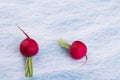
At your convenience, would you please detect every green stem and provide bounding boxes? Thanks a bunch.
[58,39,71,49]
[29,57,33,77]
[25,58,29,77]
[25,57,33,77]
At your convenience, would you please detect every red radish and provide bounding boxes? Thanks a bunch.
[58,39,87,61]
[17,24,39,77]
[20,38,39,57]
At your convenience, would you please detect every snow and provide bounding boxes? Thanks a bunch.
[0,0,120,80]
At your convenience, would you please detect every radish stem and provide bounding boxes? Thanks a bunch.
[25,58,29,77]
[25,57,33,77]
[29,57,33,77]
[58,39,70,49]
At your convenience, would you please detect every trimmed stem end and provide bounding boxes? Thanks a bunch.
[58,39,71,49]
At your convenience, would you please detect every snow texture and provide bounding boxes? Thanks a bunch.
[0,0,120,80]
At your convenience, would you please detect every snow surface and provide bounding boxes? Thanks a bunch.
[0,0,120,80]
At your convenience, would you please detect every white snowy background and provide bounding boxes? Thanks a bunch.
[0,0,120,80]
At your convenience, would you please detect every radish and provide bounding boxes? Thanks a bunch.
[17,24,39,77]
[58,39,87,61]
